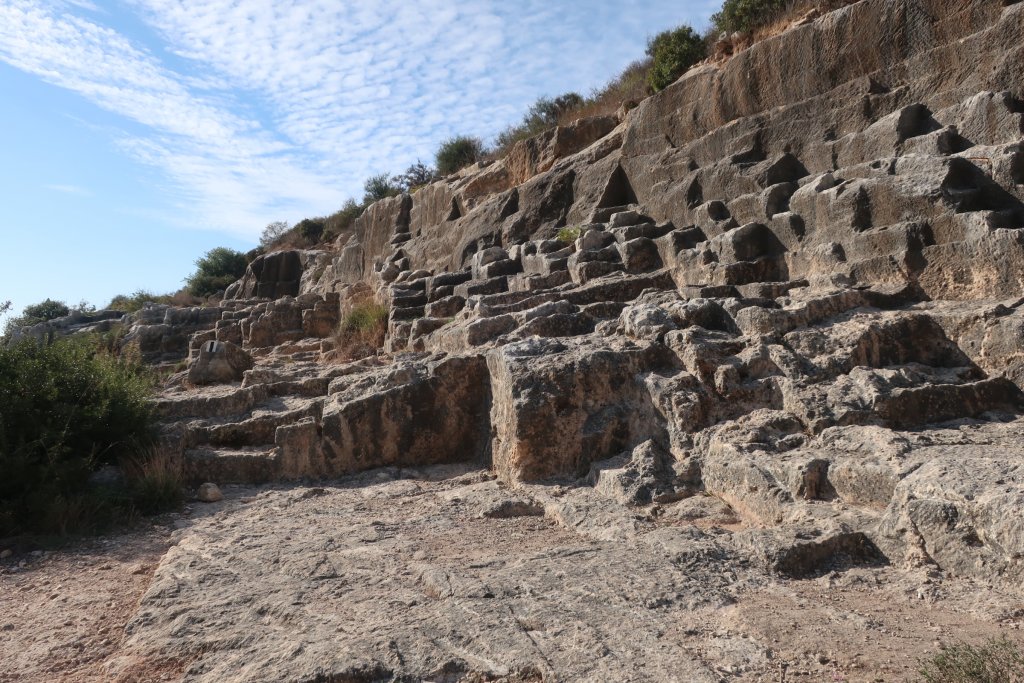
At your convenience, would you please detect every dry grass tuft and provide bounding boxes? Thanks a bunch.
[122,447,184,516]
[558,59,653,125]
[330,297,388,362]
[920,637,1024,683]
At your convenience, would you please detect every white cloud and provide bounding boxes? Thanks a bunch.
[62,0,100,11]
[0,0,718,240]
[45,183,93,196]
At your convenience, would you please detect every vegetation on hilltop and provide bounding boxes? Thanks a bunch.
[259,0,828,254]
[107,289,199,313]
[646,25,707,92]
[712,0,791,34]
[494,93,585,154]
[184,247,249,298]
[399,160,440,191]
[436,136,486,176]
[362,172,404,204]
[1,298,94,338]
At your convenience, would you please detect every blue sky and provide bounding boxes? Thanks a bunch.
[0,0,718,320]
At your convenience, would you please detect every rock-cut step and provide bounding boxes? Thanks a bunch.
[184,445,280,484]
[183,396,323,449]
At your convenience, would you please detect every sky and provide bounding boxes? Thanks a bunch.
[0,0,718,321]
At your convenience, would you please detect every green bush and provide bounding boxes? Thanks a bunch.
[435,135,485,176]
[711,0,789,35]
[526,93,585,129]
[363,173,403,204]
[22,298,70,322]
[295,217,326,242]
[556,226,583,244]
[920,637,1024,683]
[646,25,706,92]
[184,247,249,297]
[0,337,159,535]
[495,93,585,153]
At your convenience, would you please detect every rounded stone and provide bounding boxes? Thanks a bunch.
[196,483,224,503]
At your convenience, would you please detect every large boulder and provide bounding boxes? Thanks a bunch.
[486,337,674,482]
[187,340,254,385]
[319,354,491,475]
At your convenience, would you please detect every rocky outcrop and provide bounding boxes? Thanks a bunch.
[6,308,126,345]
[276,0,1023,308]
[112,3,1024,676]
[320,354,491,473]
[505,115,619,186]
[142,0,1024,589]
[119,293,340,363]
[225,249,327,300]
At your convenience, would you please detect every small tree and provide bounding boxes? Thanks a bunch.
[435,136,485,176]
[0,336,159,534]
[23,298,71,322]
[646,25,706,92]
[399,160,439,191]
[362,173,403,204]
[260,220,289,247]
[184,247,249,298]
[525,93,585,129]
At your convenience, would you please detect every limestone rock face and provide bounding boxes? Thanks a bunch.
[227,250,324,300]
[117,292,340,364]
[877,435,1024,582]
[505,115,619,185]
[487,337,672,482]
[319,354,491,476]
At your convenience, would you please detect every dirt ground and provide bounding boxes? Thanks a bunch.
[1,479,1021,683]
[0,526,170,682]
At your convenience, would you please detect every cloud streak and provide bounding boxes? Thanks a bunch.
[0,0,718,239]
[45,183,93,196]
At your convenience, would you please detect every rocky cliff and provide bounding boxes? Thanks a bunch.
[106,0,1024,679]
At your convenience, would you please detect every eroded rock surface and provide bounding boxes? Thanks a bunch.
[112,466,1024,683]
